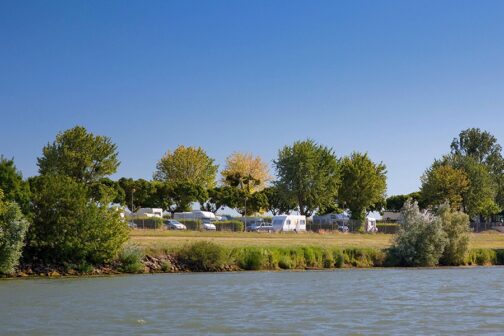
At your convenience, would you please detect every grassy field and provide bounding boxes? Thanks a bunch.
[129,229,504,250]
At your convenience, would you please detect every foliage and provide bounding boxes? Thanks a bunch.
[175,219,202,231]
[154,145,218,189]
[465,248,497,266]
[214,220,244,232]
[376,223,400,234]
[201,186,241,213]
[391,200,448,267]
[221,152,271,192]
[0,156,31,214]
[386,192,421,211]
[178,241,227,271]
[420,164,469,211]
[260,186,297,215]
[27,175,129,265]
[0,190,30,274]
[131,217,165,229]
[437,203,470,266]
[451,128,503,173]
[274,139,340,216]
[339,152,387,223]
[236,248,266,270]
[37,126,119,184]
[167,182,208,214]
[118,245,145,273]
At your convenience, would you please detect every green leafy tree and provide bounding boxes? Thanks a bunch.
[154,145,218,189]
[261,186,297,215]
[339,152,387,224]
[0,189,30,274]
[27,175,129,265]
[386,192,421,211]
[391,200,448,267]
[437,202,470,266]
[420,164,470,211]
[166,182,208,215]
[201,186,241,214]
[274,139,340,216]
[37,126,119,184]
[0,156,31,214]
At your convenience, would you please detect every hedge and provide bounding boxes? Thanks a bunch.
[214,220,244,232]
[130,217,164,229]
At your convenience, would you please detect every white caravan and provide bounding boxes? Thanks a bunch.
[272,215,307,232]
[135,208,163,218]
[365,217,378,233]
[173,210,217,230]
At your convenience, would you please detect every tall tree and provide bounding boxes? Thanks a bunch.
[0,156,31,213]
[451,128,503,172]
[386,192,421,211]
[154,145,218,189]
[339,152,387,223]
[201,186,241,214]
[274,139,340,216]
[221,152,271,192]
[261,186,297,215]
[37,126,119,184]
[420,164,470,211]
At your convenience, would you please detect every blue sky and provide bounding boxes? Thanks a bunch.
[1,0,504,196]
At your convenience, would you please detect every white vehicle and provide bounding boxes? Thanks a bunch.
[365,217,378,233]
[135,208,163,218]
[173,210,217,230]
[272,215,307,232]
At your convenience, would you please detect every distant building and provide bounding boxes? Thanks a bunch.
[382,211,401,222]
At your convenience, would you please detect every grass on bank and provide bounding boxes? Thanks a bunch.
[129,229,504,251]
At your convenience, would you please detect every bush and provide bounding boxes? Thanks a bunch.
[161,260,172,272]
[27,175,129,265]
[278,255,292,269]
[236,248,266,270]
[0,191,30,274]
[465,249,497,266]
[392,200,448,267]
[437,203,470,266]
[131,217,164,229]
[178,241,227,271]
[214,220,244,232]
[118,245,145,273]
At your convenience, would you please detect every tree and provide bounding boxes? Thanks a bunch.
[339,152,387,224]
[451,128,503,172]
[166,182,208,215]
[0,156,31,214]
[437,202,470,266]
[420,164,470,211]
[0,189,30,274]
[37,126,119,184]
[27,175,129,265]
[154,145,218,189]
[386,192,421,211]
[201,186,241,214]
[261,186,297,215]
[391,200,448,267]
[221,152,271,192]
[274,140,340,216]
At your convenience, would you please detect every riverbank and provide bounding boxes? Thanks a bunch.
[7,241,504,278]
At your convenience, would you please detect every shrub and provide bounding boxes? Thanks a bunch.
[465,249,497,266]
[237,248,266,270]
[118,245,145,273]
[0,191,30,274]
[333,250,345,268]
[178,241,227,271]
[392,200,448,267]
[27,175,129,265]
[437,203,470,266]
[278,255,292,269]
[131,217,164,229]
[161,260,172,272]
[214,220,244,232]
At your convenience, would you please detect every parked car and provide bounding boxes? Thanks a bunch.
[202,219,216,231]
[165,219,187,230]
[338,225,349,233]
[246,221,274,232]
[128,221,137,229]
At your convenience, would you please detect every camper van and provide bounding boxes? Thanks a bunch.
[135,208,163,218]
[271,215,307,232]
[173,210,217,230]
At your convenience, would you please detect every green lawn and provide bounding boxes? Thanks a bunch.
[129,229,504,250]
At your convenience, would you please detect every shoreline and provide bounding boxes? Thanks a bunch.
[4,245,504,279]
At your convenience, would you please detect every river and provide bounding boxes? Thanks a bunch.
[1,267,504,335]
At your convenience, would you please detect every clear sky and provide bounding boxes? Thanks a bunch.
[1,0,504,196]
